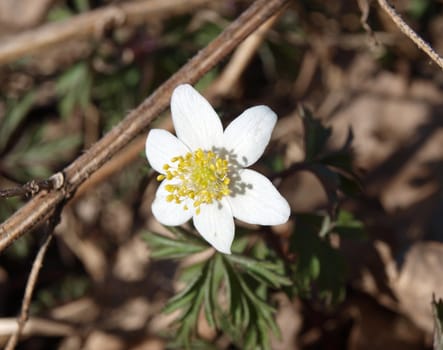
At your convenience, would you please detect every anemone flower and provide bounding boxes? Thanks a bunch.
[145,84,290,254]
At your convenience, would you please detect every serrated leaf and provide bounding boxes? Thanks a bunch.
[291,214,346,305]
[300,107,332,161]
[257,318,272,348]
[203,258,216,328]
[227,254,292,288]
[180,261,206,283]
[163,274,202,314]
[244,326,258,350]
[142,231,206,259]
[307,163,340,215]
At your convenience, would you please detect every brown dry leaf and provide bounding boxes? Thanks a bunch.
[347,294,425,350]
[83,330,125,350]
[270,293,302,350]
[394,242,443,333]
[129,338,164,350]
[328,54,443,255]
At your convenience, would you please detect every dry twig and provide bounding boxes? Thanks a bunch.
[0,173,64,199]
[377,0,443,70]
[4,230,54,350]
[208,12,281,98]
[0,0,212,65]
[0,0,290,253]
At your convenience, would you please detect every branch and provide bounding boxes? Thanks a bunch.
[0,174,64,199]
[4,229,54,350]
[0,0,212,66]
[0,0,290,253]
[207,12,281,98]
[377,0,443,70]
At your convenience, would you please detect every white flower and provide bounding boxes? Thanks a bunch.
[145,84,290,254]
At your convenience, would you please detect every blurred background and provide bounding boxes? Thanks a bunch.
[1,0,443,349]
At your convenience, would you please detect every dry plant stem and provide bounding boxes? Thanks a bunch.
[377,0,443,70]
[0,317,74,338]
[0,0,290,253]
[0,179,55,199]
[208,12,281,98]
[4,231,53,350]
[0,0,211,66]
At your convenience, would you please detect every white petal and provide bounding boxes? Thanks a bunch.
[171,84,223,150]
[145,129,189,173]
[223,106,277,167]
[151,181,193,226]
[192,198,234,254]
[228,169,290,225]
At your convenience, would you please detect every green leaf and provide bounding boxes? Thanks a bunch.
[221,256,279,349]
[142,231,207,259]
[307,163,340,214]
[333,210,367,240]
[74,0,90,12]
[56,62,92,118]
[0,92,35,153]
[46,6,73,21]
[300,106,332,161]
[163,274,202,314]
[291,214,346,304]
[203,258,216,328]
[226,254,292,288]
[407,0,431,19]
[4,134,81,181]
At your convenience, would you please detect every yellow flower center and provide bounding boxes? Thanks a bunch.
[156,148,231,214]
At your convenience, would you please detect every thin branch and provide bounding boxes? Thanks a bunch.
[377,0,443,70]
[0,0,212,66]
[0,173,64,199]
[207,12,281,98]
[0,0,290,253]
[4,229,54,350]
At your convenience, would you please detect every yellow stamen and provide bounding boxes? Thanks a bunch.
[156,148,231,214]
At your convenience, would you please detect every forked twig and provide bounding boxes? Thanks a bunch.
[0,174,64,199]
[0,0,290,253]
[377,0,443,70]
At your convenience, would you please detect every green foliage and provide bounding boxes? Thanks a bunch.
[141,106,364,348]
[56,62,92,118]
[192,22,223,48]
[300,107,332,162]
[290,210,365,305]
[142,227,207,259]
[298,106,361,216]
[143,227,291,350]
[0,92,35,153]
[333,210,367,240]
[0,90,81,181]
[4,130,81,181]
[290,214,345,304]
[46,5,73,22]
[31,275,90,314]
[407,0,432,19]
[94,66,140,130]
[73,0,90,12]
